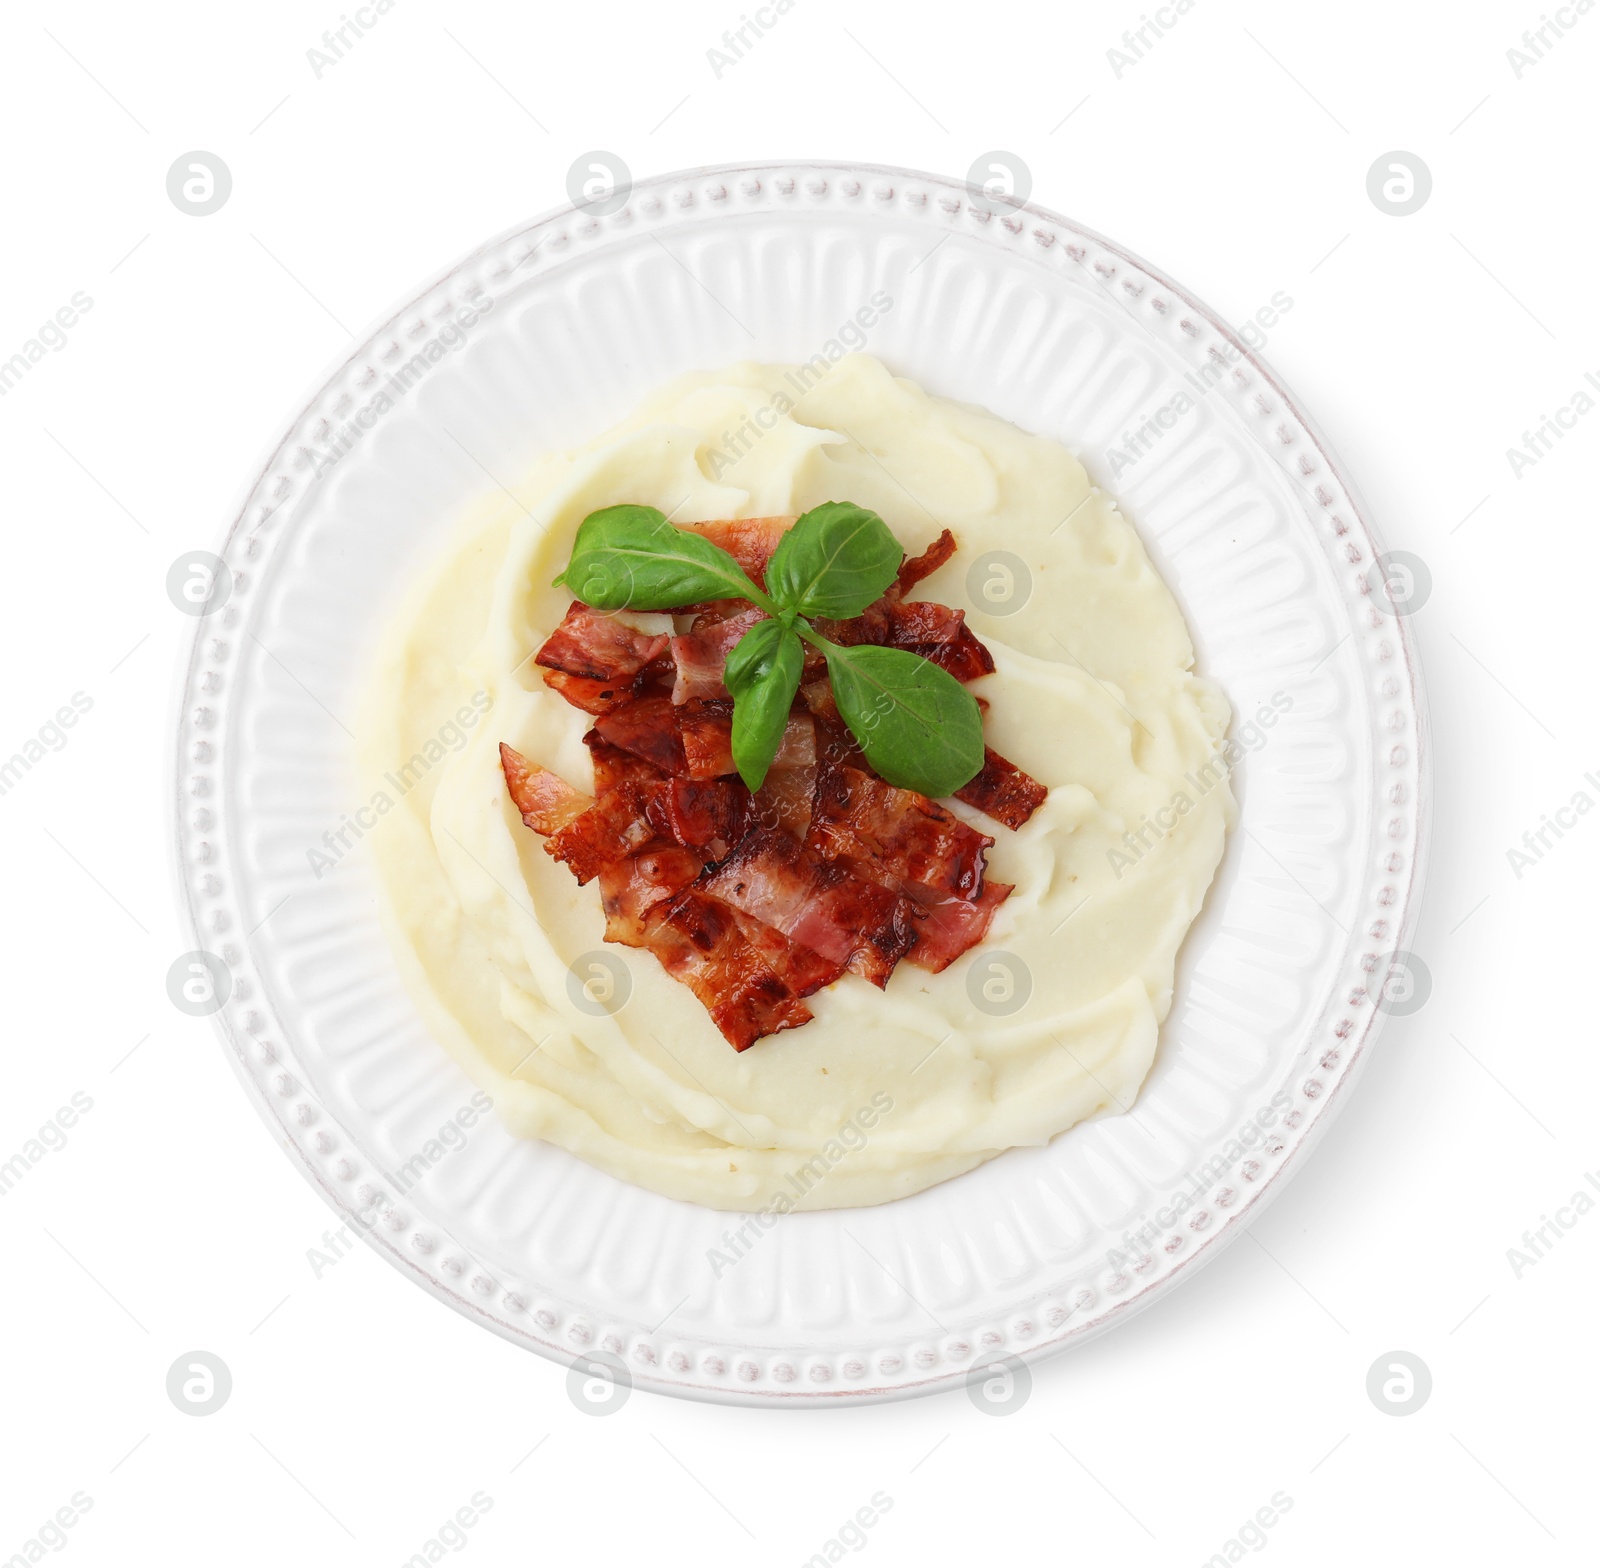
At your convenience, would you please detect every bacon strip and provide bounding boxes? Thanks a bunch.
[749,763,817,840]
[808,766,992,901]
[586,734,660,791]
[647,777,750,857]
[500,744,591,832]
[677,699,737,780]
[680,703,817,781]
[954,746,1048,830]
[541,669,638,714]
[639,890,815,1049]
[597,845,705,945]
[905,881,1013,972]
[895,528,957,595]
[669,605,766,703]
[883,600,997,682]
[502,739,830,1048]
[593,695,687,776]
[726,907,846,997]
[814,596,996,684]
[535,602,669,682]
[699,828,917,988]
[545,781,658,885]
[673,517,791,587]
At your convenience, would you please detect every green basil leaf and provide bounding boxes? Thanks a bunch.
[556,504,767,611]
[764,501,903,619]
[822,642,985,797]
[724,618,803,791]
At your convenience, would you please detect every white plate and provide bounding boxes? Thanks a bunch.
[171,160,1429,1405]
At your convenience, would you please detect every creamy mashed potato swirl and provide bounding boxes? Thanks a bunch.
[358,355,1232,1211]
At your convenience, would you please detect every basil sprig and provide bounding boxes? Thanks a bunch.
[556,502,985,795]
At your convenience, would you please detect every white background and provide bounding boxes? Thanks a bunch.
[1,0,1594,1564]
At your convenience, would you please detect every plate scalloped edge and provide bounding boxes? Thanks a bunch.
[169,159,1430,1405]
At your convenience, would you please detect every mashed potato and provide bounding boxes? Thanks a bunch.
[357,355,1232,1211]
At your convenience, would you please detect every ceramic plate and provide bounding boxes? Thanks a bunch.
[171,160,1429,1404]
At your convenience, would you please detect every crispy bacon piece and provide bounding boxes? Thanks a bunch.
[591,695,817,783]
[593,695,688,776]
[700,828,917,987]
[895,528,957,595]
[814,596,996,683]
[647,778,750,857]
[750,762,817,840]
[954,746,1048,830]
[500,744,592,833]
[883,600,997,682]
[799,678,839,722]
[678,701,816,781]
[808,766,992,901]
[597,845,705,944]
[669,605,766,704]
[905,881,1013,972]
[545,781,658,885]
[674,517,791,587]
[677,699,736,780]
[585,733,662,790]
[641,890,816,1049]
[535,602,669,682]
[726,907,846,996]
[541,669,637,714]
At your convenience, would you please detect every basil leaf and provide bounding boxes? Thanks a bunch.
[764,501,903,619]
[556,504,767,611]
[822,642,984,797]
[724,618,803,791]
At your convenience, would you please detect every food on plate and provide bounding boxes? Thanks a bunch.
[501,501,1043,1048]
[358,355,1233,1210]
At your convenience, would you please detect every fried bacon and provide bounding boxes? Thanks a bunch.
[750,762,817,840]
[583,735,660,800]
[588,694,816,783]
[639,891,816,1049]
[592,695,688,776]
[904,881,1013,973]
[676,699,738,781]
[674,517,791,587]
[597,844,705,944]
[815,597,996,683]
[669,605,766,703]
[699,829,917,988]
[545,780,658,885]
[500,743,592,833]
[536,602,669,682]
[502,520,1044,1047]
[540,670,637,714]
[647,777,750,857]
[895,528,957,595]
[680,702,816,781]
[808,766,992,902]
[726,907,845,997]
[953,746,1048,830]
[883,600,997,682]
